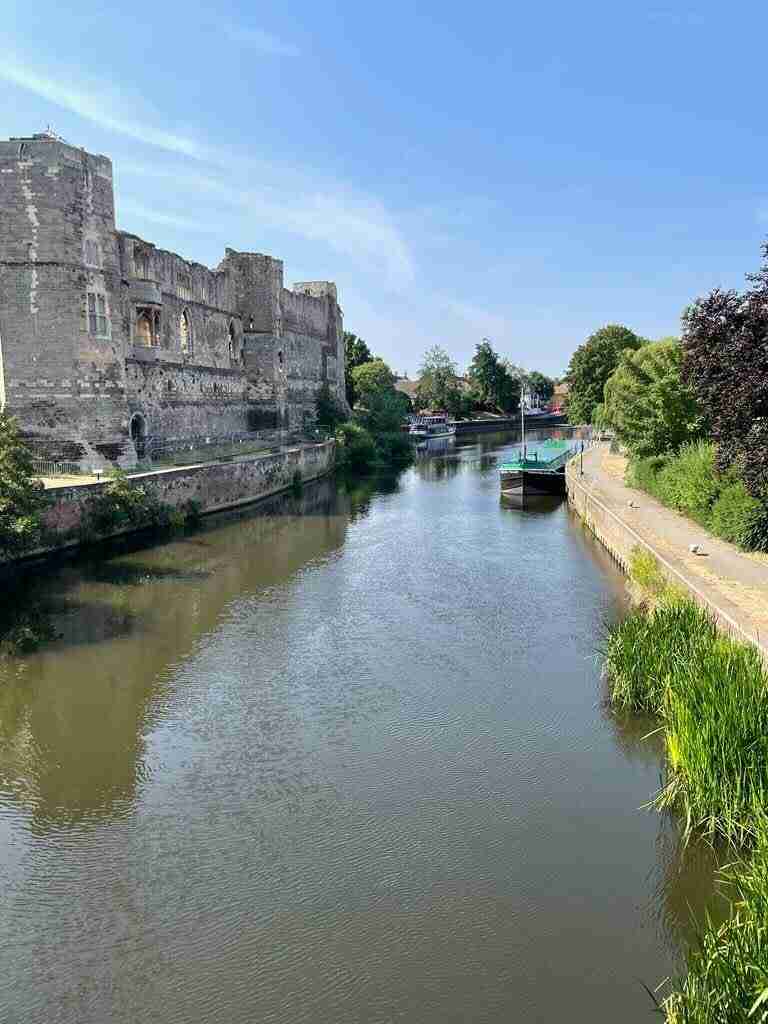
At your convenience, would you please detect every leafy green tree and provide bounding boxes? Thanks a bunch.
[603,338,706,458]
[351,358,409,434]
[526,371,555,403]
[351,359,394,403]
[344,333,373,407]
[0,412,47,558]
[467,340,520,414]
[415,345,464,415]
[565,324,643,424]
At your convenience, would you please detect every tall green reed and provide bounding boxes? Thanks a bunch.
[664,820,768,1022]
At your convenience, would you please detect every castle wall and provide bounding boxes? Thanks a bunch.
[0,137,128,454]
[125,359,261,439]
[0,135,348,464]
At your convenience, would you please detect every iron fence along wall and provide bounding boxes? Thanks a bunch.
[31,459,82,477]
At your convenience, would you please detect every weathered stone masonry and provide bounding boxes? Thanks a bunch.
[0,132,348,467]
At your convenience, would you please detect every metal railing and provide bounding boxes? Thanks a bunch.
[31,459,82,478]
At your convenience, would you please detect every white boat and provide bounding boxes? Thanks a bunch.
[408,414,457,440]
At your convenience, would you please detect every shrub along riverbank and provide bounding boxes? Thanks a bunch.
[627,440,768,552]
[604,550,768,1019]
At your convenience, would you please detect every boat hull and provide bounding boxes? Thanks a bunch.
[500,468,566,506]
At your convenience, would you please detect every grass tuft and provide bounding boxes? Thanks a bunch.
[664,821,768,1022]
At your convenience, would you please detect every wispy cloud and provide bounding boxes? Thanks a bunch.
[3,54,414,287]
[0,56,209,159]
[646,9,706,27]
[220,23,300,57]
[119,164,415,288]
[118,199,216,234]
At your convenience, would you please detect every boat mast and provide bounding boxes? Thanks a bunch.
[521,379,527,460]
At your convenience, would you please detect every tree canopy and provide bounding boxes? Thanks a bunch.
[466,340,520,414]
[0,412,47,558]
[526,371,555,403]
[351,359,395,403]
[682,243,768,496]
[565,324,644,424]
[415,346,465,416]
[603,338,706,458]
[351,358,409,434]
[344,332,374,407]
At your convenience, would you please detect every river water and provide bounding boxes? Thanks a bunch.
[0,431,718,1023]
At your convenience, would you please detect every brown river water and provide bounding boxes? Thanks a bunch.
[0,431,720,1023]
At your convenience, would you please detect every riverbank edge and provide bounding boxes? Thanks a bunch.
[3,440,335,570]
[565,447,768,661]
[451,413,568,434]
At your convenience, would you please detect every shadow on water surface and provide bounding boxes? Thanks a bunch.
[0,470,413,831]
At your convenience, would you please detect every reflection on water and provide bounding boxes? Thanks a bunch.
[0,434,721,1024]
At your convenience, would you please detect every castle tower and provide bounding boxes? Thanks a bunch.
[0,134,129,464]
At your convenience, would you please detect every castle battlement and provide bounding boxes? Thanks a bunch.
[0,137,347,467]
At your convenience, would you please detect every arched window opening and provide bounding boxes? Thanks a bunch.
[130,413,147,458]
[136,313,153,347]
[228,322,236,364]
[180,310,192,353]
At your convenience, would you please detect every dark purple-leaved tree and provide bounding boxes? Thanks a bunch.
[681,243,768,496]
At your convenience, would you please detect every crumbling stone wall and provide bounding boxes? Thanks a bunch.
[0,134,347,466]
[0,135,127,461]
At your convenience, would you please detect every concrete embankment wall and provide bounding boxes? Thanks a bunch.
[20,441,335,562]
[565,455,768,659]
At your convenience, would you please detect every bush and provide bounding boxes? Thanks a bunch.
[0,411,47,558]
[334,422,377,472]
[654,441,720,524]
[626,455,670,499]
[710,475,768,552]
[373,431,413,466]
[627,441,768,551]
[80,471,199,538]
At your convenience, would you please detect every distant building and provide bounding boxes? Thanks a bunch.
[0,133,348,467]
[551,381,569,410]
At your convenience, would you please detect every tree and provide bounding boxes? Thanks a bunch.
[526,371,555,403]
[351,358,409,434]
[344,333,373,407]
[467,340,520,414]
[603,338,706,458]
[351,359,395,404]
[415,345,464,415]
[565,324,644,424]
[0,412,47,558]
[682,242,768,496]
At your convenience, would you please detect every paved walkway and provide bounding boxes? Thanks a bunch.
[577,445,768,655]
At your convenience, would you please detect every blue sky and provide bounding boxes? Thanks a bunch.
[3,0,767,377]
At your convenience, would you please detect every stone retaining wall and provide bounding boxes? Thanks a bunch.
[22,441,335,561]
[565,456,768,659]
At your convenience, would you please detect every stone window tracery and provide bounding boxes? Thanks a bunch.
[84,240,100,267]
[87,292,110,338]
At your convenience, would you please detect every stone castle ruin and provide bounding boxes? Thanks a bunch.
[0,133,348,468]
